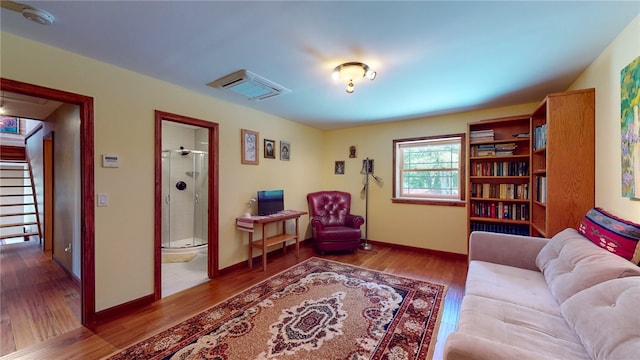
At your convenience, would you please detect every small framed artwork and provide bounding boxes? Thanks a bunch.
[349,145,357,158]
[280,141,290,161]
[241,129,259,165]
[0,116,19,134]
[362,158,374,174]
[264,139,275,159]
[335,161,345,174]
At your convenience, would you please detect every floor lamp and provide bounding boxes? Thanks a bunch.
[360,158,382,251]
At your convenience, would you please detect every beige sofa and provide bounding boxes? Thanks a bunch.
[443,228,640,360]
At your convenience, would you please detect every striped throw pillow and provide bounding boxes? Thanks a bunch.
[578,207,640,265]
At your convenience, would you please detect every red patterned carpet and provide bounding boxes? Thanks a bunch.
[105,257,447,360]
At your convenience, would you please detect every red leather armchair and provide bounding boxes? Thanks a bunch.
[306,191,364,254]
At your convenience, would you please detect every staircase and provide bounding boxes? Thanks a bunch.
[0,157,41,243]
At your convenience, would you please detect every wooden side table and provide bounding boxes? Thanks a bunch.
[237,210,307,271]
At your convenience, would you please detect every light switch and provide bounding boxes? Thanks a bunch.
[97,193,108,207]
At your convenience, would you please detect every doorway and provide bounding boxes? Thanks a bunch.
[0,78,95,327]
[154,110,219,300]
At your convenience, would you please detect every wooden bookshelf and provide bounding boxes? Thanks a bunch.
[467,89,595,242]
[467,115,532,239]
[530,88,595,238]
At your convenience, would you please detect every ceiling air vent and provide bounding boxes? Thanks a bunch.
[207,70,291,101]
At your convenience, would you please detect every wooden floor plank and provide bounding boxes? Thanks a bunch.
[1,240,467,360]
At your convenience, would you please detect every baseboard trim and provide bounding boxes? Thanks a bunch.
[219,238,314,275]
[364,239,467,261]
[94,294,155,325]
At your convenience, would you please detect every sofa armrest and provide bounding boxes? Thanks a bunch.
[468,231,547,271]
[444,333,561,360]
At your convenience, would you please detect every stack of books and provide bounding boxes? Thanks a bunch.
[475,144,496,156]
[470,129,495,143]
[494,142,517,156]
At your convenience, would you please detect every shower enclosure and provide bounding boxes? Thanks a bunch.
[161,148,208,250]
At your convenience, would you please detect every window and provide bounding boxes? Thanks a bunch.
[393,133,465,206]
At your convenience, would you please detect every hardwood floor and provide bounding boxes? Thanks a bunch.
[0,241,467,360]
[0,239,81,356]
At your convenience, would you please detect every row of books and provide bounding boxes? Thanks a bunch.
[470,129,494,143]
[470,142,518,157]
[535,175,547,203]
[470,222,530,236]
[470,183,529,199]
[533,124,547,150]
[471,161,529,177]
[470,202,530,220]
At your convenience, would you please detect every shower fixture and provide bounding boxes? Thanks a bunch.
[179,146,190,156]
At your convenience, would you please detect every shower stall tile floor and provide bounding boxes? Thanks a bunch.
[161,248,208,297]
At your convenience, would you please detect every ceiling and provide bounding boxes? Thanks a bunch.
[1,1,638,130]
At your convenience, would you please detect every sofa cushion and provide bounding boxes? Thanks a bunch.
[561,277,640,360]
[578,207,640,264]
[465,261,561,315]
[457,295,589,359]
[535,228,640,303]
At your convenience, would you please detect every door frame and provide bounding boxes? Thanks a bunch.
[43,132,54,252]
[1,78,96,327]
[154,110,219,300]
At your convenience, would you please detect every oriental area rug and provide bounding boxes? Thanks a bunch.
[105,257,447,360]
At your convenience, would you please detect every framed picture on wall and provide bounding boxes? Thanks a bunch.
[264,139,275,159]
[0,116,19,134]
[280,141,290,161]
[335,161,345,174]
[241,129,259,165]
[349,145,357,158]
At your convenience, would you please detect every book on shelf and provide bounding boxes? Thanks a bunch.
[512,132,530,138]
[533,125,547,150]
[470,221,530,236]
[471,161,529,176]
[535,175,547,203]
[470,201,529,220]
[471,183,529,200]
[470,129,495,143]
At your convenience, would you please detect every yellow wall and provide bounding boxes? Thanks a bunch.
[322,104,537,255]
[1,12,638,312]
[0,32,324,311]
[568,14,640,222]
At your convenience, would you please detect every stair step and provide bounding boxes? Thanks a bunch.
[0,212,37,217]
[0,203,35,207]
[0,231,39,240]
[0,221,38,228]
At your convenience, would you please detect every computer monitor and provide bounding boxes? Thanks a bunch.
[257,190,284,215]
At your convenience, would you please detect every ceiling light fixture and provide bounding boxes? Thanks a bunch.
[22,8,54,25]
[332,62,377,93]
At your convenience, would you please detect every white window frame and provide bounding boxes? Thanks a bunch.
[392,133,466,206]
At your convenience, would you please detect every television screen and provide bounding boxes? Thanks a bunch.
[257,190,284,215]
